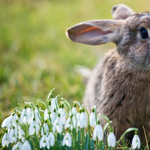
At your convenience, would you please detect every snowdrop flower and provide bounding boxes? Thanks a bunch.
[132,131,141,149]
[59,104,66,124]
[21,106,28,124]
[27,107,34,124]
[12,141,23,150]
[72,104,77,115]
[77,110,81,127]
[90,108,96,128]
[44,108,49,121]
[93,121,103,141]
[22,140,31,150]
[51,98,57,112]
[46,132,55,149]
[65,115,77,131]
[2,130,9,147]
[41,121,49,136]
[51,109,57,125]
[62,132,72,147]
[18,126,25,142]
[53,114,63,133]
[65,117,71,129]
[29,118,40,135]
[107,131,116,148]
[79,109,87,128]
[40,135,47,149]
[9,126,17,143]
[2,113,17,128]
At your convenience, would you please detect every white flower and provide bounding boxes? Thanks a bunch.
[27,107,34,124]
[12,141,23,150]
[62,132,72,147]
[46,132,55,149]
[2,131,9,147]
[41,122,49,136]
[44,108,49,121]
[22,140,31,150]
[51,98,57,112]
[53,115,63,133]
[107,132,116,147]
[35,112,41,126]
[9,127,17,143]
[51,110,57,125]
[18,126,25,142]
[21,107,28,124]
[59,107,66,124]
[72,105,77,115]
[79,111,87,128]
[90,111,96,128]
[65,115,77,131]
[65,117,71,129]
[93,124,103,141]
[1,113,17,128]
[29,119,40,135]
[40,135,47,149]
[132,132,141,149]
[77,112,81,127]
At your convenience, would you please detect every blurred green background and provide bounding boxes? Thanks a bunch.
[0,0,150,119]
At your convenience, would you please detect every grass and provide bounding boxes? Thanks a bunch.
[0,0,150,149]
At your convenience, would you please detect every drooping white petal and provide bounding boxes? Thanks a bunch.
[44,109,49,121]
[62,132,72,147]
[46,132,55,149]
[59,108,66,124]
[79,112,87,128]
[93,124,103,141]
[29,120,40,135]
[18,126,25,142]
[35,113,41,126]
[65,117,71,129]
[21,108,28,124]
[27,108,34,124]
[2,132,9,147]
[12,141,23,150]
[51,98,57,112]
[9,127,17,143]
[53,116,63,133]
[72,107,77,115]
[1,115,12,128]
[41,123,49,136]
[77,113,80,127]
[51,111,57,125]
[40,135,47,149]
[107,132,116,147]
[22,140,31,150]
[132,134,141,149]
[90,112,96,128]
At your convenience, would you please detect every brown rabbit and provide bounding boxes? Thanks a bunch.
[66,4,150,142]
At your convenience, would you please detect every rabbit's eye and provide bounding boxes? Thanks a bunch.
[139,27,149,39]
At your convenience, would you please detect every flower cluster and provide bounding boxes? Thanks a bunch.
[1,90,141,150]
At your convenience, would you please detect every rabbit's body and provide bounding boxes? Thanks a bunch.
[84,48,150,139]
[67,5,150,141]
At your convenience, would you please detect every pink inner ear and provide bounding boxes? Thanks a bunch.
[78,26,112,36]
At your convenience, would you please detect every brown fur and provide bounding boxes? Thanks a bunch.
[66,5,150,141]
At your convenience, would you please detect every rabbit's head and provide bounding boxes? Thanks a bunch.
[66,6,150,70]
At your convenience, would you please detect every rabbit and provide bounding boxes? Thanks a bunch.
[66,4,150,142]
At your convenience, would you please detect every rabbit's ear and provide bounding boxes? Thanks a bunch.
[66,20,123,45]
[112,4,134,20]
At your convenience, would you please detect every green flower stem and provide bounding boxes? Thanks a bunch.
[81,128,84,150]
[96,137,98,150]
[47,88,55,101]
[61,98,71,110]
[33,133,40,150]
[88,124,90,149]
[117,127,138,144]
[72,128,76,150]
